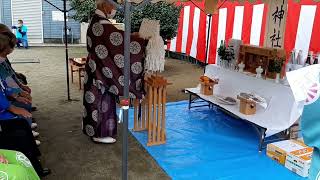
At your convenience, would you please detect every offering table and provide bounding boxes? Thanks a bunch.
[185,65,304,151]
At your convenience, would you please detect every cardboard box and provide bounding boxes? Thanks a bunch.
[285,148,313,177]
[266,140,307,165]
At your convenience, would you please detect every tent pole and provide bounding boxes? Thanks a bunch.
[204,14,212,73]
[122,0,131,179]
[63,0,71,100]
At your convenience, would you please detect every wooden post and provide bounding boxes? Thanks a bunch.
[157,87,162,142]
[70,64,74,83]
[161,87,166,142]
[152,86,157,143]
[142,100,145,129]
[133,99,138,130]
[148,85,152,144]
[133,98,148,131]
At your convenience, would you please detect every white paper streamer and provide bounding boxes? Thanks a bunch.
[139,18,166,72]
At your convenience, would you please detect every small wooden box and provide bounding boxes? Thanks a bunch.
[200,82,214,95]
[237,96,256,115]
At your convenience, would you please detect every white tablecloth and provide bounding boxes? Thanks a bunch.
[187,65,304,137]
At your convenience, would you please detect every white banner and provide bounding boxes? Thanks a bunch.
[265,0,288,48]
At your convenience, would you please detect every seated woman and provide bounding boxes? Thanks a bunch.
[0,149,40,180]
[0,35,31,121]
[0,34,38,136]
[0,24,30,91]
[0,24,33,109]
[0,24,28,87]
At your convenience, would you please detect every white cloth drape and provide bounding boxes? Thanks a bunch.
[187,65,304,137]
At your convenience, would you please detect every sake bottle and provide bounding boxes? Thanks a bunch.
[297,50,304,65]
[218,40,225,66]
[305,51,313,66]
[290,49,296,64]
[313,53,319,64]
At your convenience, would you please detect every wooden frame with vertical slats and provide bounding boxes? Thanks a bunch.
[133,75,171,146]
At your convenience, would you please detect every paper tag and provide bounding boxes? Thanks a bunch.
[286,65,320,102]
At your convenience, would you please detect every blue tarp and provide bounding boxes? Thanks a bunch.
[129,101,305,180]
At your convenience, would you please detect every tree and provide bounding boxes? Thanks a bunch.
[70,0,182,41]
[115,2,182,41]
[70,0,96,23]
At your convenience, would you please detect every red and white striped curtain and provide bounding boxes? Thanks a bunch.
[167,0,320,64]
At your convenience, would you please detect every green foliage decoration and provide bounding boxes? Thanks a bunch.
[70,0,182,41]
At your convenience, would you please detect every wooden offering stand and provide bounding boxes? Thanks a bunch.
[237,95,256,115]
[199,76,219,96]
[238,45,286,79]
[133,75,171,146]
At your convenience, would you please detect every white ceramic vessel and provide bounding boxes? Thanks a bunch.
[275,73,280,83]
[256,66,263,78]
[238,62,245,72]
[297,50,304,65]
